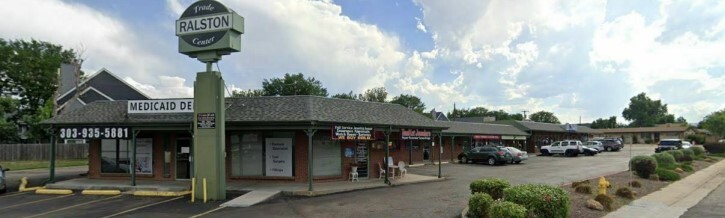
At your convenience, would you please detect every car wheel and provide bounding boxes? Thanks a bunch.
[0,187,5,194]
[565,150,572,157]
[605,147,611,152]
[541,150,550,156]
[515,161,521,164]
[461,156,468,164]
[488,157,496,166]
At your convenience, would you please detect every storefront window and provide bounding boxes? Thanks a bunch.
[230,131,295,177]
[313,133,341,177]
[101,139,130,173]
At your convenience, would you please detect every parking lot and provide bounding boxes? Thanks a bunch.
[0,144,656,218]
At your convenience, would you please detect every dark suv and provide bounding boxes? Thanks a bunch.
[458,146,513,166]
[595,139,623,151]
[655,139,683,153]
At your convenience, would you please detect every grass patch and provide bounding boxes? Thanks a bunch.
[707,153,725,158]
[0,159,87,170]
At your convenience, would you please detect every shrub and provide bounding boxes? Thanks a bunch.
[649,174,659,181]
[665,150,684,162]
[644,139,653,144]
[687,135,706,144]
[470,178,510,199]
[652,153,677,170]
[615,187,636,199]
[629,180,642,188]
[656,168,681,181]
[681,155,693,162]
[468,193,494,218]
[692,147,706,157]
[575,185,592,194]
[630,155,658,179]
[703,143,725,154]
[503,184,569,218]
[680,164,694,172]
[488,201,527,218]
[682,148,695,159]
[571,180,590,188]
[594,194,614,211]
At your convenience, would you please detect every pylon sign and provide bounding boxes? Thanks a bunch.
[176,0,244,62]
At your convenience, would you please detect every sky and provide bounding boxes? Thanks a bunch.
[2,0,725,124]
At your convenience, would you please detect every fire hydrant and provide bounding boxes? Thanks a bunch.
[598,176,610,195]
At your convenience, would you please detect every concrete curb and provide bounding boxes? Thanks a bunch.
[605,158,725,218]
[287,177,447,197]
[82,190,121,195]
[461,206,469,218]
[132,190,191,197]
[36,189,73,195]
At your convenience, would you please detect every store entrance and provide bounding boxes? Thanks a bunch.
[423,144,430,161]
[176,139,192,180]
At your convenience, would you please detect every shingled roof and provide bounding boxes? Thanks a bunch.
[43,96,448,129]
[485,120,602,134]
[598,126,689,133]
[439,121,529,136]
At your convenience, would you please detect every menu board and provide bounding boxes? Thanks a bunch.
[332,126,373,140]
[265,138,293,177]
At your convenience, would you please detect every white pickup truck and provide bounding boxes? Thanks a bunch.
[540,140,584,157]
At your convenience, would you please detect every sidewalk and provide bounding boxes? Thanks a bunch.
[4,165,88,190]
[605,159,725,218]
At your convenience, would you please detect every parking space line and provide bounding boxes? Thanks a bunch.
[189,206,226,218]
[0,194,72,211]
[101,196,184,218]
[25,195,123,218]
[0,192,31,199]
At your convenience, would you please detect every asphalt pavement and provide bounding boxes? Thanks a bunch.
[4,166,88,191]
[680,173,725,218]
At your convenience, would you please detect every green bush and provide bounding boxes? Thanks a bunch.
[629,180,642,188]
[470,178,510,199]
[630,155,658,179]
[704,143,725,154]
[687,135,706,144]
[653,153,677,170]
[615,187,636,199]
[665,150,684,162]
[680,164,694,172]
[488,201,527,218]
[594,194,614,211]
[468,193,494,218]
[656,168,681,181]
[682,148,695,159]
[503,184,569,218]
[691,147,706,157]
[575,185,592,194]
[644,139,653,144]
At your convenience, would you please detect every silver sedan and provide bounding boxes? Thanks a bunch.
[504,147,528,164]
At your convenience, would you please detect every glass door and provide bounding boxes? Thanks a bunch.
[176,139,192,180]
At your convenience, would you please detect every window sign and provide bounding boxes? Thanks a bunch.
[135,138,153,174]
[473,135,501,140]
[265,138,293,177]
[59,127,130,139]
[331,126,373,140]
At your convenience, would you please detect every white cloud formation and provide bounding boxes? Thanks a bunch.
[415,17,427,33]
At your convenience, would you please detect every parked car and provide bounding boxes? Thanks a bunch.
[540,140,584,157]
[504,147,528,164]
[581,146,599,156]
[682,141,693,149]
[458,146,513,166]
[0,164,9,193]
[655,139,683,153]
[594,138,623,151]
[584,141,604,153]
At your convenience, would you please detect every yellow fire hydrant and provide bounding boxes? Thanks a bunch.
[598,176,610,195]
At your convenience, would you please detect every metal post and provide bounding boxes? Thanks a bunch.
[438,133,442,178]
[305,129,317,192]
[408,140,412,165]
[49,132,56,184]
[131,130,137,186]
[450,136,455,163]
[384,127,391,185]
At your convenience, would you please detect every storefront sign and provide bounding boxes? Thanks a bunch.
[332,126,373,140]
[59,127,130,139]
[563,123,577,132]
[401,129,432,140]
[176,0,244,60]
[128,99,194,114]
[196,113,216,129]
[265,138,292,177]
[473,135,501,140]
[502,136,527,140]
[135,138,153,174]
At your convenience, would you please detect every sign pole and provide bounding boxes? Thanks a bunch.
[177,0,243,201]
[131,130,137,186]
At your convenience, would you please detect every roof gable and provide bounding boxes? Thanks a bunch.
[56,68,150,106]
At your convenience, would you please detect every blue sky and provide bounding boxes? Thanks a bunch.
[2,0,725,124]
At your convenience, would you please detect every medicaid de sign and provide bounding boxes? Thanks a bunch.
[128,99,194,114]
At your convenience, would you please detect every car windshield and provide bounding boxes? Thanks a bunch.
[506,147,521,153]
[659,140,680,146]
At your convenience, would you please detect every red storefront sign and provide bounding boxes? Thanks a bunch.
[473,135,500,140]
[331,126,374,140]
[401,129,432,140]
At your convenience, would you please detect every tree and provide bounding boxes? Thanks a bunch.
[591,116,618,129]
[261,73,328,97]
[622,93,676,127]
[529,111,560,124]
[700,109,725,138]
[0,97,19,143]
[676,116,687,124]
[390,94,426,114]
[231,89,265,97]
[331,91,360,100]
[360,87,387,102]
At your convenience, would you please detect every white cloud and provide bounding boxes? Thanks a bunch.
[415,17,427,33]
[125,76,193,98]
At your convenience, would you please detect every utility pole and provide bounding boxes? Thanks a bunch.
[521,110,529,120]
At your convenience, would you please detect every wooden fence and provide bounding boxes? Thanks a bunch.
[0,143,88,161]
